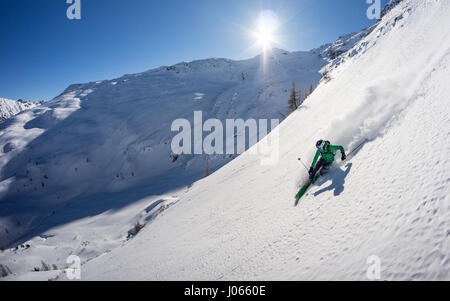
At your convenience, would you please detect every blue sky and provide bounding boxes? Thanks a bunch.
[0,0,388,101]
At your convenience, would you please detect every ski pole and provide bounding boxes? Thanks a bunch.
[297,157,309,172]
[347,139,367,158]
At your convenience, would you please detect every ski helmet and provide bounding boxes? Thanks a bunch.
[316,140,325,150]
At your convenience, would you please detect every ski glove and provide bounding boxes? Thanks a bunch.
[341,153,347,161]
[308,167,313,175]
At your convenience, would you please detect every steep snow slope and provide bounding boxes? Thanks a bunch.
[0,98,37,123]
[80,0,450,280]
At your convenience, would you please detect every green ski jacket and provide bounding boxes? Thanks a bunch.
[311,142,345,168]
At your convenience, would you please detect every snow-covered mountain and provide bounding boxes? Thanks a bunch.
[1,0,448,280]
[0,50,325,245]
[0,98,38,123]
[312,26,374,75]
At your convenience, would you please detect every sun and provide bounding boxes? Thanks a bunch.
[256,28,274,50]
[254,10,279,51]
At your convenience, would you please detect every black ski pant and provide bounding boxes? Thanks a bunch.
[310,158,332,180]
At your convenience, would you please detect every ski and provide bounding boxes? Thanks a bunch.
[295,173,320,202]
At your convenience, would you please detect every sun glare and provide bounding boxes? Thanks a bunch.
[254,10,279,51]
[256,29,274,50]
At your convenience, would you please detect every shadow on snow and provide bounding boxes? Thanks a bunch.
[314,163,353,197]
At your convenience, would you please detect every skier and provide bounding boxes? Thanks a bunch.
[308,140,346,182]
